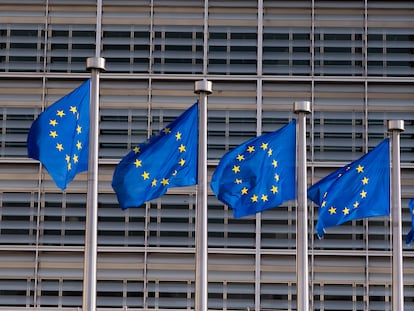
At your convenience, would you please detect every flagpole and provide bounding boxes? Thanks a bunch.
[294,101,311,311]
[388,120,405,311]
[194,80,212,311]
[83,0,105,309]
[83,56,105,311]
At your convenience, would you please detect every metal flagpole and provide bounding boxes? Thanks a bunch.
[194,80,212,311]
[294,101,311,311]
[388,120,405,311]
[83,0,105,309]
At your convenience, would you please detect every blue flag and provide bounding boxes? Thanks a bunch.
[27,80,90,190]
[406,199,414,245]
[210,120,296,218]
[112,102,198,209]
[308,138,390,238]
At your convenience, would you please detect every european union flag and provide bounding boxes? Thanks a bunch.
[405,199,414,245]
[210,121,296,218]
[27,80,90,190]
[112,102,198,209]
[308,138,390,238]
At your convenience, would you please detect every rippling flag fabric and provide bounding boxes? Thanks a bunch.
[406,199,414,245]
[27,80,90,190]
[210,120,296,218]
[308,138,390,238]
[112,102,198,209]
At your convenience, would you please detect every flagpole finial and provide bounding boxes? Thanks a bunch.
[294,101,311,114]
[388,120,404,132]
[86,57,106,71]
[194,80,212,95]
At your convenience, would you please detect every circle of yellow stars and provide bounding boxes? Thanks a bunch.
[231,141,281,204]
[321,164,369,218]
[48,105,83,171]
[132,127,188,188]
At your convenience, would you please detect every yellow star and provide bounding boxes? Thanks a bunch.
[235,179,242,184]
[247,146,255,153]
[56,143,63,151]
[76,125,82,134]
[65,154,70,163]
[241,187,248,195]
[151,179,157,187]
[271,185,278,194]
[161,178,169,186]
[360,190,367,198]
[362,177,369,185]
[274,174,280,182]
[49,119,58,126]
[251,194,258,202]
[73,154,79,163]
[142,171,150,180]
[343,207,350,215]
[323,192,328,198]
[67,162,71,170]
[49,130,58,138]
[272,160,278,168]
[261,142,268,150]
[321,201,326,207]
[353,201,359,208]
[76,141,82,150]
[179,158,185,166]
[267,148,273,157]
[328,207,336,215]
[56,110,65,117]
[133,146,140,153]
[261,194,268,202]
[70,106,77,114]
[163,127,171,134]
[236,154,245,161]
[134,159,142,167]
[356,164,364,173]
[179,144,186,153]
[175,132,182,140]
[232,165,240,173]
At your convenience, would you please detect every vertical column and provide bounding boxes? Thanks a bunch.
[194,80,213,311]
[255,1,264,308]
[254,78,263,311]
[83,56,105,311]
[294,101,311,311]
[388,120,405,311]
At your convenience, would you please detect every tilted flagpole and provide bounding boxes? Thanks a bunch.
[388,120,405,310]
[194,80,212,311]
[83,0,105,309]
[294,101,311,311]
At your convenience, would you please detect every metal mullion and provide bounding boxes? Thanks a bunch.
[310,1,315,302]
[364,2,370,306]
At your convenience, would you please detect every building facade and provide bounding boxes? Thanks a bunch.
[0,0,414,310]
